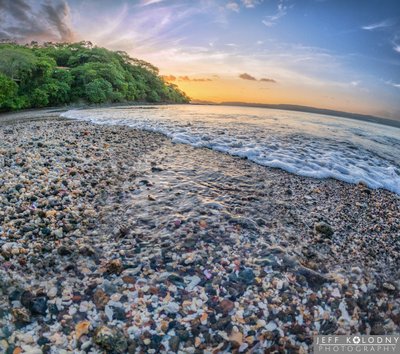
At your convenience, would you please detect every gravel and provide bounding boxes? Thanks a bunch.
[0,112,399,353]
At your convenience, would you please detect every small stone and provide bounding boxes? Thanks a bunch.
[47,287,58,298]
[238,268,255,285]
[54,228,63,239]
[219,299,235,314]
[297,266,330,289]
[169,336,180,352]
[265,321,277,331]
[230,331,243,345]
[30,296,48,316]
[166,302,180,314]
[106,259,123,274]
[382,282,396,292]
[94,326,128,353]
[11,308,31,325]
[122,275,136,284]
[78,244,96,256]
[57,246,72,256]
[185,275,201,291]
[76,321,91,340]
[93,289,110,310]
[314,221,334,238]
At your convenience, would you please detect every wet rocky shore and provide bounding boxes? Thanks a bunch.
[0,111,399,353]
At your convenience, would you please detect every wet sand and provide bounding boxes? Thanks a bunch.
[0,111,399,353]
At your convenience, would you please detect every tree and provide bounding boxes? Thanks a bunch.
[0,42,189,111]
[85,79,113,103]
[0,73,17,101]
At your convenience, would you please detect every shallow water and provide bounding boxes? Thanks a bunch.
[61,105,400,194]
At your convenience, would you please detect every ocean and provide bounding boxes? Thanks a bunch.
[61,104,400,195]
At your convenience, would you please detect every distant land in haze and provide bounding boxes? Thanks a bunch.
[191,100,400,129]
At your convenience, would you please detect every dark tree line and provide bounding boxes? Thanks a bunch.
[0,41,189,110]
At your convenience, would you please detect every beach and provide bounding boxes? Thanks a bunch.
[0,109,399,353]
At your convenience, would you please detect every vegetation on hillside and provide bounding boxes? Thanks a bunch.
[0,41,189,111]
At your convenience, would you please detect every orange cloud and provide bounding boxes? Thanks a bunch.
[179,76,212,82]
[161,75,177,81]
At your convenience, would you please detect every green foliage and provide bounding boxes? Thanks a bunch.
[85,79,113,103]
[0,73,17,103]
[30,88,49,107]
[0,42,189,111]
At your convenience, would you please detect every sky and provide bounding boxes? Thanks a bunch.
[1,0,400,119]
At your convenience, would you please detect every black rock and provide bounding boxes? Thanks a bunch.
[38,336,50,346]
[30,296,48,316]
[314,222,334,238]
[320,319,338,334]
[20,290,34,308]
[297,266,330,289]
[58,246,72,256]
[169,336,180,352]
[238,268,255,285]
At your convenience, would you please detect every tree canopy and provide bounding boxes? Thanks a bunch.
[0,41,189,111]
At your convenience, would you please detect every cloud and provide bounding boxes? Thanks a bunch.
[239,73,257,80]
[385,80,400,88]
[226,2,240,12]
[394,44,400,53]
[260,77,277,83]
[241,0,263,8]
[178,75,212,82]
[161,75,176,81]
[361,19,395,31]
[262,0,288,27]
[140,0,165,6]
[41,1,74,42]
[0,0,75,42]
[240,73,277,82]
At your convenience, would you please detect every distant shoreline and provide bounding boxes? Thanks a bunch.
[2,100,400,129]
[191,101,400,129]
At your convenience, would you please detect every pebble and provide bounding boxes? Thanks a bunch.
[0,117,398,354]
[314,221,334,237]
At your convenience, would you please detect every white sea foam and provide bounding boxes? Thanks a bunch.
[61,105,400,195]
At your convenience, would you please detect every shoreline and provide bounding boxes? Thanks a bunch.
[0,113,399,353]
[2,100,400,129]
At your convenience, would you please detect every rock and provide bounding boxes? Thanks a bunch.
[57,246,72,256]
[94,326,128,353]
[11,308,31,325]
[75,321,90,340]
[30,296,48,316]
[169,336,180,352]
[78,244,96,256]
[93,289,110,310]
[219,299,235,314]
[297,266,330,289]
[166,302,180,314]
[229,331,243,345]
[314,221,334,238]
[238,268,255,285]
[382,282,396,292]
[106,259,123,274]
[20,291,34,308]
[47,287,58,299]
[185,275,201,291]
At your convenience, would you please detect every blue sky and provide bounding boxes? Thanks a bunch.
[1,0,400,118]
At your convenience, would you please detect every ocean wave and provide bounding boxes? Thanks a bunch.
[61,105,400,195]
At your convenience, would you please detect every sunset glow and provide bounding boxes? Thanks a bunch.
[1,0,400,118]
